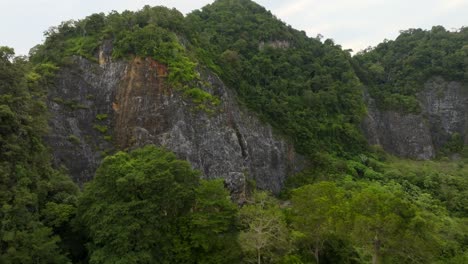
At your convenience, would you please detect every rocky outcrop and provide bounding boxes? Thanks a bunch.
[362,77,467,159]
[419,77,468,147]
[46,55,301,195]
[258,40,291,50]
[47,58,126,184]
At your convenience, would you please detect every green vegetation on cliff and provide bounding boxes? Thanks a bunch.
[30,7,218,111]
[186,0,367,157]
[1,0,467,263]
[353,26,468,113]
[30,0,367,159]
[0,47,79,263]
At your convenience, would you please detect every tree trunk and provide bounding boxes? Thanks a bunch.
[312,240,320,264]
[372,237,381,264]
[257,248,261,264]
[314,246,320,264]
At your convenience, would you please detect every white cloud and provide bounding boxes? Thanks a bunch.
[274,0,312,17]
[440,0,468,10]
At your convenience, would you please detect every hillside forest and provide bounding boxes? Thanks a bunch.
[1,0,467,263]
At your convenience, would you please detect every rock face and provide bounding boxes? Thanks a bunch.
[362,77,467,159]
[419,77,468,148]
[47,58,126,184]
[46,55,301,195]
[258,40,291,50]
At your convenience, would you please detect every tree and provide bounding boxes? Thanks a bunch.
[0,47,78,263]
[190,179,241,263]
[77,146,200,263]
[350,183,416,264]
[290,182,347,264]
[353,26,467,113]
[239,191,290,264]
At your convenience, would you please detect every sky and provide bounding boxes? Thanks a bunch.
[1,0,467,56]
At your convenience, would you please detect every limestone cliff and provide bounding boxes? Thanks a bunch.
[46,54,301,195]
[362,77,467,159]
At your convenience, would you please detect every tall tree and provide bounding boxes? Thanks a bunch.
[0,46,78,263]
[189,179,241,263]
[77,146,200,263]
[290,182,348,264]
[350,183,415,264]
[239,191,290,264]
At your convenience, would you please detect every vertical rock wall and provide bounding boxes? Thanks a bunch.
[362,77,467,159]
[46,56,302,194]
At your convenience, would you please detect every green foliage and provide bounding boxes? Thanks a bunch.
[190,179,241,263]
[186,0,367,158]
[65,36,100,61]
[0,47,79,263]
[239,191,291,264]
[78,146,200,263]
[32,0,368,159]
[354,26,467,113]
[5,2,467,263]
[77,146,241,263]
[112,23,216,110]
[67,135,81,145]
[290,182,348,264]
[95,113,108,121]
[378,157,468,217]
[349,183,417,263]
[113,24,178,62]
[30,5,221,113]
[350,156,468,262]
[92,124,108,133]
[286,179,466,264]
[440,132,464,156]
[380,92,421,113]
[184,88,221,113]
[52,97,65,104]
[63,99,88,110]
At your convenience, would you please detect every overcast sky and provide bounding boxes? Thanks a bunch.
[1,0,467,56]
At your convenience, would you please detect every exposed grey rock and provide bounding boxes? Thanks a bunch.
[46,58,126,185]
[419,77,468,147]
[362,77,467,159]
[46,56,302,193]
[258,40,291,50]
